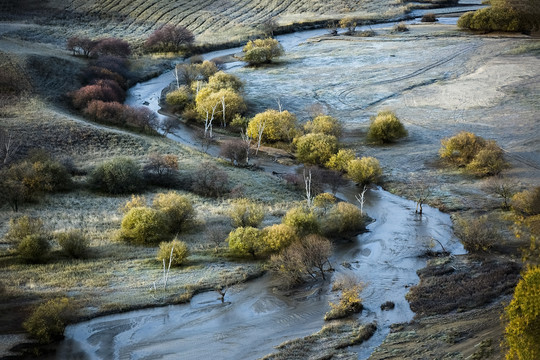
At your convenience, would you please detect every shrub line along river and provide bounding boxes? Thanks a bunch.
[57,12,474,359]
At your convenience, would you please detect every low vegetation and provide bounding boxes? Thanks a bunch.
[367,110,407,144]
[56,230,90,259]
[346,157,383,185]
[325,275,364,320]
[23,298,74,344]
[243,38,284,65]
[453,215,502,253]
[156,238,190,266]
[89,157,144,194]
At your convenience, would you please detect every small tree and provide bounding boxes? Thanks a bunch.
[196,87,246,127]
[220,139,248,165]
[340,17,357,34]
[0,128,21,168]
[367,110,407,144]
[66,36,97,57]
[152,192,195,234]
[295,133,339,166]
[93,38,131,58]
[226,226,265,258]
[247,109,297,143]
[347,157,382,185]
[229,198,264,228]
[243,38,284,65]
[119,207,170,245]
[484,176,517,210]
[143,153,179,186]
[191,162,229,197]
[156,238,189,266]
[512,186,540,216]
[144,25,194,52]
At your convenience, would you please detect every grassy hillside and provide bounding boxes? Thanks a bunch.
[4,0,448,47]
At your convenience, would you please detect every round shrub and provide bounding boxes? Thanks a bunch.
[367,110,407,144]
[89,157,143,194]
[466,140,507,176]
[229,198,264,228]
[295,133,339,166]
[504,266,540,360]
[18,234,50,263]
[56,230,90,259]
[152,192,195,234]
[243,38,284,65]
[304,115,342,138]
[207,71,244,92]
[323,202,366,238]
[313,192,337,213]
[156,238,189,266]
[119,207,170,245]
[226,226,265,258]
[262,224,299,253]
[23,297,73,344]
[166,86,191,110]
[454,216,500,253]
[326,149,355,172]
[439,131,486,167]
[346,157,382,185]
[512,187,540,216]
[282,206,320,237]
[247,110,298,143]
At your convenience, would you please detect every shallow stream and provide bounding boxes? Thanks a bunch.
[57,12,474,359]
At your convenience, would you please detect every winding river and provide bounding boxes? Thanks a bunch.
[56,11,476,359]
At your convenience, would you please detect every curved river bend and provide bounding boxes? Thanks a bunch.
[57,16,473,359]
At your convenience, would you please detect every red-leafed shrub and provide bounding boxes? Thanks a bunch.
[80,66,127,89]
[124,106,158,133]
[84,100,126,126]
[93,38,131,58]
[90,79,125,101]
[145,25,195,52]
[71,84,123,109]
[93,56,130,79]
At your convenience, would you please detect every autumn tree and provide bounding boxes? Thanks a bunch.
[247,109,297,143]
[93,38,131,58]
[347,157,382,185]
[226,226,266,258]
[144,25,195,52]
[207,71,244,92]
[195,87,246,127]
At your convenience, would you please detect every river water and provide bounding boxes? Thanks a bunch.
[57,11,474,359]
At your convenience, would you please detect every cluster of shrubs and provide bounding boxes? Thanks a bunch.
[68,36,159,134]
[4,216,90,263]
[118,192,195,245]
[458,6,534,33]
[242,38,284,65]
[225,196,367,287]
[439,131,507,176]
[0,150,73,212]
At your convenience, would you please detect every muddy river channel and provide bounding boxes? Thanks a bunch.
[57,17,480,360]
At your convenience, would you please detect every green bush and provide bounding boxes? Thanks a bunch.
[512,187,540,216]
[195,87,246,126]
[229,198,264,228]
[166,86,191,110]
[56,230,90,259]
[282,206,320,236]
[504,266,540,360]
[367,110,407,144]
[18,234,50,263]
[262,224,299,253]
[313,193,337,213]
[156,238,189,266]
[346,157,382,185]
[226,226,266,258]
[23,297,73,344]
[458,7,527,33]
[322,202,366,238]
[326,149,355,172]
[119,207,170,245]
[89,157,143,194]
[304,115,342,138]
[4,216,46,244]
[295,133,339,166]
[152,191,195,234]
